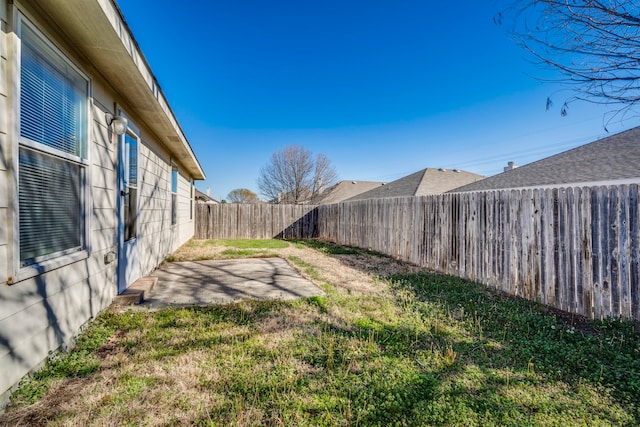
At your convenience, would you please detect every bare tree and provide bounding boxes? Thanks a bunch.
[226,188,260,204]
[257,145,338,204]
[309,153,338,203]
[501,1,640,124]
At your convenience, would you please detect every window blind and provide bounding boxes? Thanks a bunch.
[124,133,138,241]
[19,148,83,265]
[171,166,178,225]
[18,20,88,266]
[20,25,86,157]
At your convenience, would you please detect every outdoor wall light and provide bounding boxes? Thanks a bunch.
[105,112,128,136]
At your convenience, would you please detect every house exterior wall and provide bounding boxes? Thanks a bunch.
[0,0,8,288]
[177,172,196,246]
[137,139,195,278]
[0,1,198,404]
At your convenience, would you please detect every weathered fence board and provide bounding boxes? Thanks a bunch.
[314,184,640,321]
[630,185,640,320]
[195,184,640,321]
[195,204,318,240]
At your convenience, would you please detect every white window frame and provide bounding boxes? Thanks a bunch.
[12,12,92,282]
[123,130,139,241]
[189,179,194,220]
[171,163,178,226]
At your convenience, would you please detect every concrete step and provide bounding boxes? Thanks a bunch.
[112,277,157,306]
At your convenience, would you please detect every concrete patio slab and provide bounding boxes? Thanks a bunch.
[139,257,323,309]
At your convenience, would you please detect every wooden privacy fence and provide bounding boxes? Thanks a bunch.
[317,185,640,321]
[195,203,318,240]
[194,185,640,321]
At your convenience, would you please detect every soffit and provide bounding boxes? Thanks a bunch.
[28,0,205,179]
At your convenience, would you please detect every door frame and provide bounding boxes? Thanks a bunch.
[115,109,141,293]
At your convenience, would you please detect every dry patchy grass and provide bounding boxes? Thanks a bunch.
[1,239,639,426]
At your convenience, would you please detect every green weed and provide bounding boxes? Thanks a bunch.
[220,249,277,258]
[291,239,361,255]
[10,314,116,406]
[214,239,289,249]
[288,255,322,281]
[4,254,639,426]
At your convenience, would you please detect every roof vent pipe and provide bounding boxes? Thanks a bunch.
[504,161,517,172]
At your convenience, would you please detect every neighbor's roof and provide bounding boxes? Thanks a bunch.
[195,189,219,203]
[30,0,205,179]
[347,168,484,201]
[450,127,640,193]
[315,180,385,204]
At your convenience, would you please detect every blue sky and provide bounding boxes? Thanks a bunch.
[117,0,633,200]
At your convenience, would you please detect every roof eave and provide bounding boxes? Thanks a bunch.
[32,0,205,180]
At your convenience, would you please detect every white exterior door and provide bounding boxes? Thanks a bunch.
[117,127,140,293]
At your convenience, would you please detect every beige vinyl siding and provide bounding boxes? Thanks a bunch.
[176,171,195,246]
[0,1,201,402]
[135,142,195,277]
[0,250,115,389]
[137,140,172,277]
[0,78,119,400]
[89,101,118,257]
[0,1,8,286]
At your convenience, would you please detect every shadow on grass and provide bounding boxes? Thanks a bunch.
[292,239,640,423]
[386,272,640,404]
[4,240,640,426]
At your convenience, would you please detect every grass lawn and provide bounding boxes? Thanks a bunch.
[165,238,290,261]
[2,239,639,426]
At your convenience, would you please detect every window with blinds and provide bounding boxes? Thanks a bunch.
[171,165,178,225]
[124,133,138,241]
[190,180,193,220]
[20,24,87,157]
[18,19,89,267]
[19,147,83,263]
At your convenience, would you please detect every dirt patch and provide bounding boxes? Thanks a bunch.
[540,305,603,337]
[0,378,91,426]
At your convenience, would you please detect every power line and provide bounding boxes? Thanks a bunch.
[362,131,610,181]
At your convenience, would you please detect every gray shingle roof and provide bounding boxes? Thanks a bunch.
[195,188,219,204]
[347,168,484,201]
[315,180,385,204]
[450,127,640,193]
